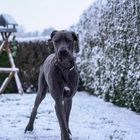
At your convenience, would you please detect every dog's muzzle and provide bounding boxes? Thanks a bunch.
[58,49,69,58]
[55,48,75,71]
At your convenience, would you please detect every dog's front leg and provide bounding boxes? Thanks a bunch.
[25,68,47,133]
[54,100,72,140]
[25,92,46,132]
[64,98,72,135]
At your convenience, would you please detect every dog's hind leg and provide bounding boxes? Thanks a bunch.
[25,66,47,132]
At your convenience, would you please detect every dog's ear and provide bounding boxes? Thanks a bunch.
[71,32,79,53]
[50,30,58,39]
[47,30,58,47]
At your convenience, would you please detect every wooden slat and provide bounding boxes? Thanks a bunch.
[0,32,24,94]
[0,67,19,73]
[0,41,6,54]
[6,46,24,94]
[0,72,14,94]
[0,28,17,32]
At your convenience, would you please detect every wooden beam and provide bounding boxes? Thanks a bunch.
[1,32,5,40]
[0,41,6,54]
[4,32,11,39]
[0,67,19,73]
[0,31,24,94]
[0,72,14,94]
[0,28,17,33]
[6,45,24,94]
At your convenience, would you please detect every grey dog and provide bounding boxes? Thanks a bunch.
[25,30,79,140]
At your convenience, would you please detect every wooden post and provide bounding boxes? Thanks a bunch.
[0,72,15,94]
[0,41,6,54]
[0,32,24,94]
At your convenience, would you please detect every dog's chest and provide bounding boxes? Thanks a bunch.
[60,70,69,84]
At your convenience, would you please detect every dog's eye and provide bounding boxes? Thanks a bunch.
[66,39,72,43]
[54,40,59,44]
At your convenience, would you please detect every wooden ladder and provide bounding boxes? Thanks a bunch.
[0,32,23,94]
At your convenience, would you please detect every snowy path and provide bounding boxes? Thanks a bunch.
[0,92,140,140]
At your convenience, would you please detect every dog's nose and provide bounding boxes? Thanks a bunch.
[59,49,68,57]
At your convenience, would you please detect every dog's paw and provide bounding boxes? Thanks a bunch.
[61,133,72,140]
[25,125,33,133]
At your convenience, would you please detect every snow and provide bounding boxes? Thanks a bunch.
[0,92,140,140]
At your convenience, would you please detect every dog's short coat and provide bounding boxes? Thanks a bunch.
[25,30,79,140]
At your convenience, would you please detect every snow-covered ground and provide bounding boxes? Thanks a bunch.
[0,92,140,140]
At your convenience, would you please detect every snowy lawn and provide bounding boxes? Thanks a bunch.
[0,92,140,140]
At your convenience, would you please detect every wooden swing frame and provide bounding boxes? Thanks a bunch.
[0,14,23,94]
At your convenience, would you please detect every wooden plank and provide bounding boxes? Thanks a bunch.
[0,34,23,94]
[1,32,5,40]
[6,45,16,67]
[0,72,14,94]
[14,72,24,94]
[6,46,24,94]
[0,67,19,73]
[0,41,6,54]
[0,28,17,32]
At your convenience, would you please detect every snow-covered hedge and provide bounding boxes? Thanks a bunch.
[74,0,140,112]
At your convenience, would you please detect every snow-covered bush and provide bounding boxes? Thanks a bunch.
[74,0,140,112]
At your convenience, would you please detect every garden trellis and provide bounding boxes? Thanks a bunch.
[0,14,23,94]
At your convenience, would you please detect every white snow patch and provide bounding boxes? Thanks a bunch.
[0,92,140,140]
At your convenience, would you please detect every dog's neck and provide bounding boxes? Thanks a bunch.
[54,56,75,72]
[53,55,75,85]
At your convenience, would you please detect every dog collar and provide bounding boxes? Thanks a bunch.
[55,59,75,71]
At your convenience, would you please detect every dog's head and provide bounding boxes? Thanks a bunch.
[49,30,79,63]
